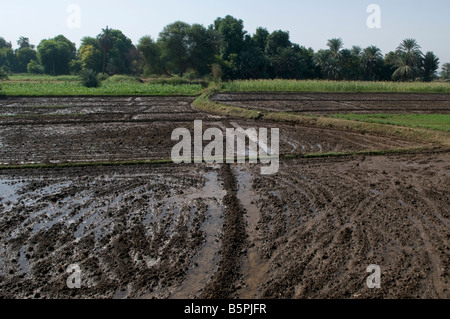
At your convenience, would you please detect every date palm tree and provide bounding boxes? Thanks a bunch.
[327,38,343,59]
[442,63,450,79]
[314,49,339,80]
[361,46,383,81]
[421,51,439,82]
[392,54,416,82]
[326,38,344,80]
[351,45,362,57]
[396,38,422,66]
[97,26,114,74]
[393,39,422,81]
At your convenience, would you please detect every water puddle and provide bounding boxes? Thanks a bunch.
[19,245,30,277]
[370,189,383,196]
[235,166,270,299]
[169,169,225,299]
[0,179,27,206]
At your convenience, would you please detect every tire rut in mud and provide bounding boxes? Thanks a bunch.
[200,164,247,299]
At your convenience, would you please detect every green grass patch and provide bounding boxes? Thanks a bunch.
[331,114,450,132]
[1,82,203,96]
[102,75,141,84]
[223,80,450,93]
[8,74,80,82]
[193,84,262,118]
[145,77,208,87]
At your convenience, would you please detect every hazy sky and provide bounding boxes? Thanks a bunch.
[2,0,449,68]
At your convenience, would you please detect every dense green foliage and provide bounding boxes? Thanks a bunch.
[78,37,103,73]
[37,35,77,75]
[442,63,450,80]
[0,16,448,82]
[0,66,8,80]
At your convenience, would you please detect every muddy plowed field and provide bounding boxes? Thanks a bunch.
[0,95,449,299]
[213,92,450,114]
[0,97,424,165]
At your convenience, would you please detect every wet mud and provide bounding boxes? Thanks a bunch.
[0,95,448,299]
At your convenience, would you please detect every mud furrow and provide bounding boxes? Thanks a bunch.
[200,164,247,299]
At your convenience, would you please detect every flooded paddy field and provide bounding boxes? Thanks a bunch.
[0,95,448,299]
[0,97,423,165]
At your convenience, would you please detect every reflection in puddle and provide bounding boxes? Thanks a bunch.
[0,179,27,206]
[235,166,269,299]
[170,170,225,299]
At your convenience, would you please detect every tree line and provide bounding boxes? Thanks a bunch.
[1,15,449,82]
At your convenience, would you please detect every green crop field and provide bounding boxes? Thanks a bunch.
[222,80,450,93]
[3,76,450,96]
[0,74,205,96]
[7,74,81,82]
[1,81,203,96]
[331,113,450,132]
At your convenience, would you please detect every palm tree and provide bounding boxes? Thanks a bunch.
[421,52,439,82]
[325,38,344,80]
[396,38,422,66]
[361,46,383,81]
[270,47,304,79]
[313,50,339,80]
[327,38,344,59]
[97,26,114,74]
[17,36,30,49]
[351,46,363,57]
[392,54,417,82]
[442,63,450,79]
[394,38,422,81]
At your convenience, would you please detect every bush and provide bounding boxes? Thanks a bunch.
[97,73,109,82]
[182,69,200,81]
[102,74,141,84]
[0,68,5,96]
[69,59,82,75]
[211,63,223,83]
[0,67,8,80]
[27,60,44,74]
[80,69,100,88]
